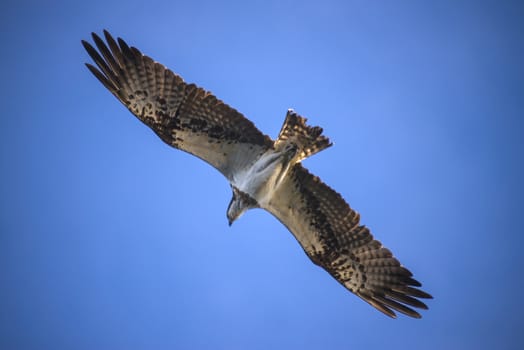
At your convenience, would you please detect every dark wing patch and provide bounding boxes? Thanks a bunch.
[82,30,273,180]
[264,164,432,318]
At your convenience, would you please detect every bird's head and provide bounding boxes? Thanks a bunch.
[226,187,257,226]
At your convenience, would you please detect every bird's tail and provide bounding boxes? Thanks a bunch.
[275,109,332,162]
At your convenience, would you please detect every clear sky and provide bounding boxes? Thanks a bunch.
[1,0,523,349]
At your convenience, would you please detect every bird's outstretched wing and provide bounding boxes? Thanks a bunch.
[264,164,432,318]
[82,30,273,180]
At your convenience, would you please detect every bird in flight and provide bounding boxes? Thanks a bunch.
[82,30,432,318]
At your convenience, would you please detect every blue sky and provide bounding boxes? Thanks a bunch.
[1,0,523,349]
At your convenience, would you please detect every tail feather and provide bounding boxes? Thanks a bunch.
[275,109,332,161]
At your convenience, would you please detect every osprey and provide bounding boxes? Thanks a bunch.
[83,31,432,318]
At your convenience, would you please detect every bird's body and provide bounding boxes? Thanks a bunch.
[231,148,287,206]
[83,30,432,318]
[230,116,324,211]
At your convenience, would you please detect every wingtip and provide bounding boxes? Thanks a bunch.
[411,312,422,319]
[103,30,118,46]
[80,39,90,49]
[416,289,433,299]
[90,31,102,42]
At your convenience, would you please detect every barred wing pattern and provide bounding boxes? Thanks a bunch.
[265,164,432,318]
[82,30,272,180]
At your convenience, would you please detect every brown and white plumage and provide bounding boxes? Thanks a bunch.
[82,30,272,181]
[82,30,432,318]
[266,165,431,318]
